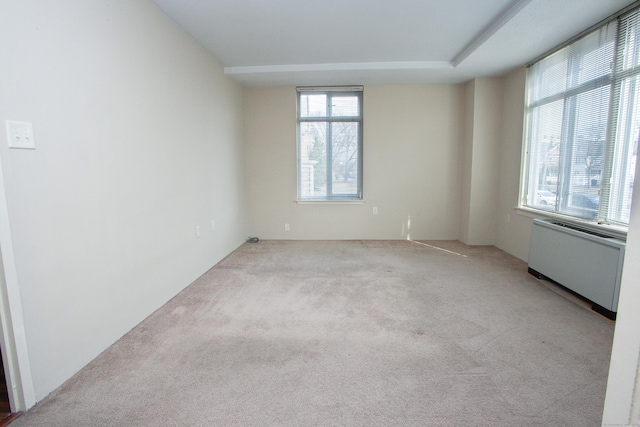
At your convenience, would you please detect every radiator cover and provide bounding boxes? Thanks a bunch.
[528,218,626,318]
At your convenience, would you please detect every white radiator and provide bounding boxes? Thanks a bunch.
[528,218,626,319]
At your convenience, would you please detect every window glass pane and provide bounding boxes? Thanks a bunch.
[608,74,640,223]
[620,16,640,71]
[529,26,615,105]
[559,87,609,219]
[331,96,359,117]
[299,94,326,117]
[331,122,359,195]
[527,88,609,219]
[299,122,327,197]
[567,27,615,87]
[526,100,563,210]
[530,51,568,103]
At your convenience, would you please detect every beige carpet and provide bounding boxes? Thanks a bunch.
[12,240,614,426]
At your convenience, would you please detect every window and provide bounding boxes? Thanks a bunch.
[297,86,363,201]
[522,7,640,227]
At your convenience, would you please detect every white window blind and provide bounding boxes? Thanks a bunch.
[523,7,640,226]
[606,9,640,224]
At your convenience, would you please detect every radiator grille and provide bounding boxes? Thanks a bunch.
[549,221,615,239]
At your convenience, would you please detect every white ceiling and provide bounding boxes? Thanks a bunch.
[151,0,637,87]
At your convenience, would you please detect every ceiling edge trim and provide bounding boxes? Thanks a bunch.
[452,0,533,67]
[224,61,454,75]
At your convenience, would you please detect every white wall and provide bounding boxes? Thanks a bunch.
[495,68,532,261]
[0,0,248,403]
[244,85,464,240]
[602,145,640,424]
[458,82,475,244]
[459,78,503,246]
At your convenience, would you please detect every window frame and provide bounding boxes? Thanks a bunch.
[296,86,363,202]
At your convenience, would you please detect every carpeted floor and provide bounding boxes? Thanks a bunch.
[11,240,614,426]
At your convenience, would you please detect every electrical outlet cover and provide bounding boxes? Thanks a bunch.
[6,120,35,149]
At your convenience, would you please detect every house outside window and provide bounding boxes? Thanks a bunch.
[522,7,640,227]
[297,86,363,201]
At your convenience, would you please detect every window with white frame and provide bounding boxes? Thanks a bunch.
[522,6,640,227]
[297,86,363,201]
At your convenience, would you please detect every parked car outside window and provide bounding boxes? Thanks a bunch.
[536,190,557,206]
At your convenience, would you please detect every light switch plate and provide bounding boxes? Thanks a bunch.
[6,120,35,149]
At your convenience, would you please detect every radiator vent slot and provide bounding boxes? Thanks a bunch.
[528,218,625,319]
[549,221,616,239]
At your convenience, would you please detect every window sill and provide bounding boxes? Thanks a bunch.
[296,199,365,205]
[514,206,628,239]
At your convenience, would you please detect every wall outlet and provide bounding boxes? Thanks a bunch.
[211,220,216,231]
[506,213,511,223]
[284,223,290,231]
[373,207,378,215]
[196,226,201,238]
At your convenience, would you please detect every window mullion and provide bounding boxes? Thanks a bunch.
[326,94,333,196]
[300,117,331,122]
[616,77,637,220]
[529,74,613,109]
[558,100,575,212]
